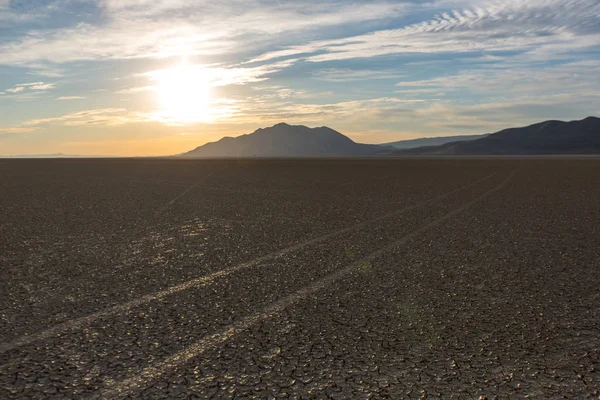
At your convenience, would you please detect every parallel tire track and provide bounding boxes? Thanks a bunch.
[0,173,495,353]
[92,171,515,399]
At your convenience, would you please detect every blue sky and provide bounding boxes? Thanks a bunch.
[1,0,599,155]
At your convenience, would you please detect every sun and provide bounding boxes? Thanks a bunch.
[155,64,212,123]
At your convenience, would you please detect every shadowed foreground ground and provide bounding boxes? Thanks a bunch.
[0,158,599,399]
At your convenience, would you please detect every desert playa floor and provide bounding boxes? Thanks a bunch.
[1,158,599,398]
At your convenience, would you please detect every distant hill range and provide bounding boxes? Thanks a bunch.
[181,123,389,157]
[181,117,600,158]
[383,134,488,149]
[0,153,113,158]
[392,117,600,156]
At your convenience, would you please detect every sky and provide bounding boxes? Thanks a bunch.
[0,0,599,156]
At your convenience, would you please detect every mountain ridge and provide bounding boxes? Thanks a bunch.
[181,123,389,158]
[382,134,488,149]
[390,117,600,156]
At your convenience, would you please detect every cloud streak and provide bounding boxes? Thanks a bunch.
[252,0,600,63]
[137,59,297,90]
[4,82,56,93]
[311,68,406,82]
[395,60,600,97]
[0,127,36,134]
[23,108,152,127]
[0,1,407,66]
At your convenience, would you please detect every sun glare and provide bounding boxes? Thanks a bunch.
[155,64,212,123]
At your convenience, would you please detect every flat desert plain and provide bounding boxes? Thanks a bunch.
[1,158,599,398]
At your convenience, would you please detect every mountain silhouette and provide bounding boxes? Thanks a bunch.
[392,117,600,155]
[181,123,389,157]
[383,134,488,149]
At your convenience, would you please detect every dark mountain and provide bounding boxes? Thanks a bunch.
[181,123,389,158]
[382,134,487,149]
[392,117,600,155]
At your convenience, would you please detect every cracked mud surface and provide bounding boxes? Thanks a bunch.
[1,158,599,399]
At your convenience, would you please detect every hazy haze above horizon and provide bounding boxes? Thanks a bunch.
[1,0,599,156]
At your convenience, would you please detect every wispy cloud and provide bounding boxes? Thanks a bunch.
[23,108,152,127]
[0,1,407,66]
[26,64,67,78]
[226,96,427,124]
[0,0,69,22]
[57,96,87,100]
[134,59,296,92]
[114,60,298,106]
[414,92,600,131]
[312,68,406,82]
[6,87,24,94]
[252,0,600,63]
[4,82,56,93]
[0,81,57,101]
[0,127,36,134]
[115,86,154,94]
[395,60,600,98]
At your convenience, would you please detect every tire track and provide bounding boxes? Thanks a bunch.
[164,173,216,208]
[0,173,495,354]
[92,170,515,399]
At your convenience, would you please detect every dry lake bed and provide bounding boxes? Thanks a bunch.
[1,158,599,398]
